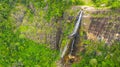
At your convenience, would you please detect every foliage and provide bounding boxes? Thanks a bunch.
[0,35,58,66]
[1,0,120,67]
[0,17,58,67]
[72,40,120,67]
[110,0,120,9]
[92,0,120,9]
[92,0,109,7]
[0,1,59,66]
[44,0,84,21]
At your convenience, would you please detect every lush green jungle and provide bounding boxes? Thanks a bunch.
[0,0,120,67]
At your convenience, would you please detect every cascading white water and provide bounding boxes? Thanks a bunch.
[61,11,83,60]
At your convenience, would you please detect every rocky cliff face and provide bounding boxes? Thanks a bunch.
[89,10,120,44]
[11,4,58,49]
[11,3,76,50]
[82,7,120,44]
[11,4,120,50]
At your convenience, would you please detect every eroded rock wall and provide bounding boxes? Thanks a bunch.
[82,8,120,44]
[11,4,79,49]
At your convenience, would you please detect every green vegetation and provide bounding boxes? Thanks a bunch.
[0,0,84,66]
[72,40,120,67]
[0,1,59,66]
[92,0,120,9]
[0,37,58,66]
[43,0,84,21]
[0,0,120,67]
